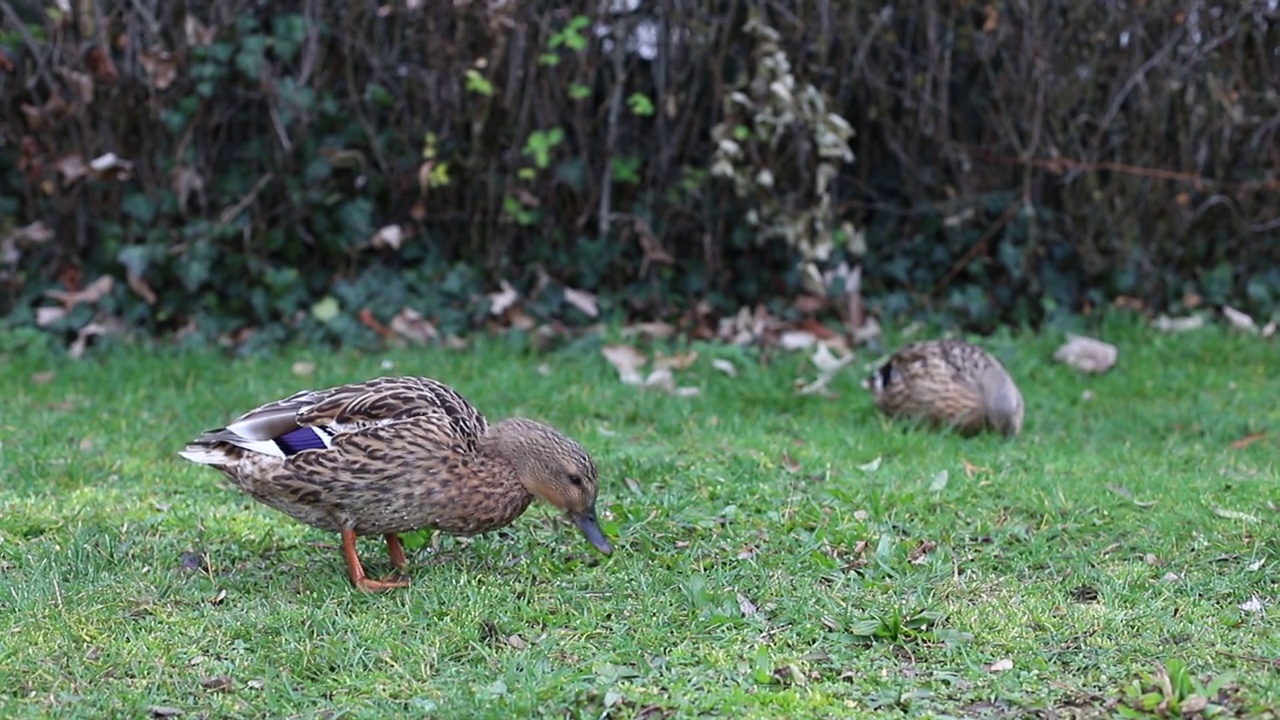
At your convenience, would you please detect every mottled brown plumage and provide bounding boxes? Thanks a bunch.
[179,376,611,591]
[868,339,1024,437]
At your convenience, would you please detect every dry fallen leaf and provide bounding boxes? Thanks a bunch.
[797,341,855,395]
[1222,305,1257,333]
[369,224,403,251]
[184,15,216,46]
[736,592,758,618]
[654,351,698,371]
[68,319,120,359]
[621,321,677,340]
[711,358,736,377]
[857,456,882,472]
[602,345,647,385]
[149,707,183,718]
[54,154,87,184]
[390,307,437,343]
[58,67,95,103]
[1239,596,1265,614]
[200,675,233,692]
[140,48,179,90]
[31,371,56,384]
[127,271,157,305]
[1152,314,1205,333]
[907,540,937,565]
[562,287,599,318]
[984,658,1013,673]
[209,589,226,605]
[1230,431,1267,450]
[1212,507,1259,523]
[1053,334,1117,373]
[35,306,67,327]
[780,330,818,351]
[88,152,134,181]
[505,634,527,649]
[291,360,316,376]
[45,274,114,308]
[488,280,519,316]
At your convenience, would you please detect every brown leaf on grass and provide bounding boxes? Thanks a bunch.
[140,48,179,90]
[907,540,937,565]
[149,706,183,718]
[200,675,233,692]
[31,371,55,384]
[68,317,122,359]
[45,274,114,308]
[562,286,599,318]
[390,307,438,343]
[1152,314,1204,332]
[1230,431,1267,450]
[736,592,758,618]
[488,280,519,316]
[1222,305,1257,333]
[796,341,855,395]
[960,459,991,479]
[780,329,818,351]
[654,351,698,371]
[1053,334,1118,373]
[780,451,800,474]
[983,658,1013,674]
[54,154,88,184]
[291,360,316,376]
[621,321,676,339]
[602,345,647,385]
[711,358,736,377]
[209,589,226,605]
[505,634,527,650]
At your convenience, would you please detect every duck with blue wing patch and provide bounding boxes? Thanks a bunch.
[179,376,612,592]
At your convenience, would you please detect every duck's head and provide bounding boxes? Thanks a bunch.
[490,418,612,555]
[978,365,1024,437]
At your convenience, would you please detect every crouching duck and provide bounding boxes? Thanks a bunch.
[868,339,1024,437]
[179,376,612,591]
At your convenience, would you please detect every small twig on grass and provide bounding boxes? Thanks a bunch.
[1217,651,1280,668]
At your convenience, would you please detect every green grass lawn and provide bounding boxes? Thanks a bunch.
[1,317,1276,719]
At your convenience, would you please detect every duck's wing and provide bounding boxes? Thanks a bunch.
[179,376,486,465]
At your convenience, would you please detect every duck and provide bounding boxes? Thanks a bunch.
[179,376,612,591]
[867,339,1024,437]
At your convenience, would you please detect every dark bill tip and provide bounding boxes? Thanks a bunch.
[573,509,613,555]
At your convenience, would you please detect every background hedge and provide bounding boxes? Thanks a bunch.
[2,0,1277,350]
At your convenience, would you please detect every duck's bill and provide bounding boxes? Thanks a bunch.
[573,509,613,555]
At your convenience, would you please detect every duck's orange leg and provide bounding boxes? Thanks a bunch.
[385,533,407,569]
[341,528,410,592]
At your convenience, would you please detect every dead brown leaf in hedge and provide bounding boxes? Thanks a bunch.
[140,49,179,90]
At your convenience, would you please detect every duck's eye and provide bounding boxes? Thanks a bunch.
[567,474,584,487]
